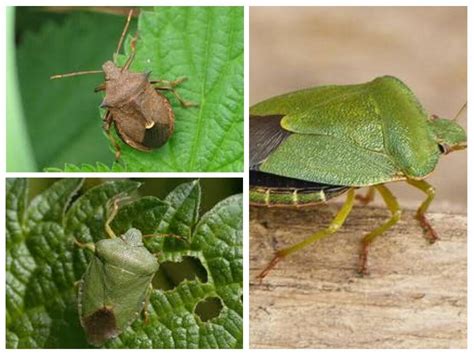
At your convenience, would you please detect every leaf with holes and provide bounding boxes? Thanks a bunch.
[6,179,243,348]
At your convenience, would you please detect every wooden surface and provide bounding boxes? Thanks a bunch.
[250,203,467,349]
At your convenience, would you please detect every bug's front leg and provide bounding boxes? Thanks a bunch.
[73,238,96,253]
[94,82,106,92]
[143,232,184,241]
[104,197,119,240]
[104,194,132,239]
[151,78,197,108]
[406,179,438,243]
[121,31,139,71]
[102,111,122,161]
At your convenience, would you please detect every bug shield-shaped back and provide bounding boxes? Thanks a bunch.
[79,228,159,346]
[96,228,159,275]
[100,60,175,151]
[101,61,149,108]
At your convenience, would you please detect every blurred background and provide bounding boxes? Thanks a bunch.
[250,6,467,213]
[8,7,137,171]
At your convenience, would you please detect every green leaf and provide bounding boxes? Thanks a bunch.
[115,7,244,172]
[6,179,243,348]
[46,162,126,172]
[6,179,85,348]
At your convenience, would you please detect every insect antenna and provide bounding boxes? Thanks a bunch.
[115,9,134,57]
[50,9,135,80]
[50,70,103,80]
[452,102,467,122]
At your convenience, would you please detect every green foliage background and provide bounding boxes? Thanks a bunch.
[6,179,243,348]
[10,7,243,172]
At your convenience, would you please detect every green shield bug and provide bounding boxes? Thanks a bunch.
[250,75,466,278]
[76,198,159,346]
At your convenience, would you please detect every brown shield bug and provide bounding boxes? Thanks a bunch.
[51,10,195,160]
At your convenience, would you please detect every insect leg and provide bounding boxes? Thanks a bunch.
[102,111,122,160]
[73,238,96,253]
[150,77,188,88]
[257,188,355,280]
[143,232,188,250]
[104,197,123,239]
[151,78,197,108]
[94,82,106,92]
[142,284,153,324]
[143,233,183,241]
[104,194,133,239]
[358,184,401,275]
[121,31,139,72]
[406,179,438,243]
[356,186,375,205]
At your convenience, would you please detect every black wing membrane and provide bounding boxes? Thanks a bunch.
[251,170,347,192]
[249,115,291,170]
[142,122,170,149]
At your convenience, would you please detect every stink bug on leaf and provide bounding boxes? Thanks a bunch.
[51,10,196,160]
[250,75,466,279]
[75,197,160,347]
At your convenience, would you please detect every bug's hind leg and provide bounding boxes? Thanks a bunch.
[406,179,438,243]
[358,184,401,275]
[356,186,375,205]
[257,188,355,281]
[151,78,197,108]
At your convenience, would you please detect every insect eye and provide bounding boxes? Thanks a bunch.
[438,143,450,154]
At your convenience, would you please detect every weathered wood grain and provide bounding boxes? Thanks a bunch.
[250,203,467,349]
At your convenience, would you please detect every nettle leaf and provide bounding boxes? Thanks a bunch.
[115,7,244,172]
[6,179,243,349]
[46,162,126,173]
